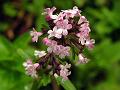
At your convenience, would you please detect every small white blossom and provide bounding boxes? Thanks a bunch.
[54,73,59,78]
[34,50,46,58]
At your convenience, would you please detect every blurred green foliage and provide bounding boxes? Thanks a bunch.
[0,0,120,90]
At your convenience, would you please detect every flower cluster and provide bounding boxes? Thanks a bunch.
[59,63,71,80]
[23,6,95,80]
[43,38,70,58]
[23,60,39,78]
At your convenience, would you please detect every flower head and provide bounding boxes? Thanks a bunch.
[24,6,95,81]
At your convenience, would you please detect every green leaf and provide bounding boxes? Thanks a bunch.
[54,0,73,9]
[92,39,120,68]
[0,23,9,31]
[75,0,87,7]
[0,67,32,90]
[39,74,51,86]
[33,0,46,14]
[95,21,112,35]
[0,35,14,61]
[56,76,76,90]
[3,3,17,17]
[13,32,31,49]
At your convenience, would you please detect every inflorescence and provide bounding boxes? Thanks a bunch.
[23,6,95,80]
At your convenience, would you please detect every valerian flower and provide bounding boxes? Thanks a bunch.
[60,63,71,80]
[23,60,39,78]
[78,53,89,64]
[44,39,70,58]
[23,6,95,81]
[48,26,62,38]
[56,19,72,36]
[85,39,95,50]
[43,7,58,20]
[30,28,42,42]
[57,45,70,58]
[78,16,87,24]
[62,6,81,18]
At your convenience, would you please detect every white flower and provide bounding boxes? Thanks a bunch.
[54,73,59,78]
[60,63,71,69]
[48,26,62,38]
[34,50,46,58]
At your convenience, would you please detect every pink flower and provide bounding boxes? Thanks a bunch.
[43,7,58,20]
[62,6,81,18]
[78,54,89,64]
[58,45,70,58]
[54,12,65,23]
[78,16,87,24]
[80,23,90,32]
[25,7,95,79]
[76,33,86,45]
[43,38,57,46]
[60,63,71,80]
[77,23,90,45]
[44,39,70,58]
[23,60,39,78]
[42,37,52,46]
[56,19,72,30]
[55,19,72,36]
[48,26,62,38]
[30,28,42,42]
[85,39,95,50]
[46,40,58,53]
[48,44,70,58]
[72,6,81,16]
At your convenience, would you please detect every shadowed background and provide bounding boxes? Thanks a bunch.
[0,0,120,90]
